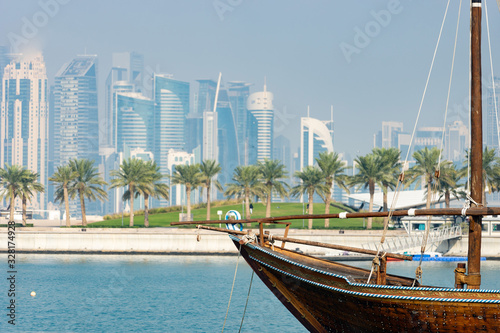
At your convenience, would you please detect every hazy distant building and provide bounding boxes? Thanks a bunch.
[375,121,403,149]
[228,81,252,165]
[203,111,218,161]
[414,127,443,152]
[397,132,412,161]
[1,55,49,210]
[446,120,468,162]
[273,134,291,172]
[153,74,189,206]
[247,84,274,162]
[197,79,217,114]
[300,115,334,170]
[116,92,154,153]
[216,88,239,187]
[487,77,500,151]
[0,46,8,85]
[104,52,143,148]
[185,113,203,154]
[53,55,99,167]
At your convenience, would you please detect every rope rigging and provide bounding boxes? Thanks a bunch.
[369,0,453,284]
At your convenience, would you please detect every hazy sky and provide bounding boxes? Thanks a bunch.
[1,0,499,160]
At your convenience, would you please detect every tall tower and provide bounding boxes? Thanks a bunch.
[1,54,49,209]
[246,82,274,162]
[116,92,154,153]
[104,51,144,148]
[216,86,239,187]
[0,46,8,85]
[53,55,99,167]
[154,74,189,206]
[228,81,252,164]
[300,113,334,170]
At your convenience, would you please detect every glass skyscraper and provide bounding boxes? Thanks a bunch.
[53,55,99,167]
[1,54,49,210]
[105,51,144,148]
[216,88,239,187]
[116,92,154,153]
[228,81,252,165]
[154,74,189,206]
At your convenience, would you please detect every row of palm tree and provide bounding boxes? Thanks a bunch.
[3,146,500,229]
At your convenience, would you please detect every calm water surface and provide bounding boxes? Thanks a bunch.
[2,254,500,332]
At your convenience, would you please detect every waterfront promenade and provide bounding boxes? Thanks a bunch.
[2,225,500,257]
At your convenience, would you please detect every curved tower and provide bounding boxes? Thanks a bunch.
[300,115,334,170]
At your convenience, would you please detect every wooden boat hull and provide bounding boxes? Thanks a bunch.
[230,235,500,332]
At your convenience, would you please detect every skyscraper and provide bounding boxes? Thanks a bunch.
[446,120,468,162]
[116,92,154,153]
[111,52,144,90]
[197,79,217,114]
[1,54,48,210]
[228,81,252,164]
[216,87,239,187]
[203,111,218,161]
[246,83,274,162]
[0,46,8,84]
[300,115,334,170]
[53,55,99,167]
[104,51,144,148]
[414,127,443,152]
[154,74,189,206]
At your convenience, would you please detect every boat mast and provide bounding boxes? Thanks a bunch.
[468,0,483,289]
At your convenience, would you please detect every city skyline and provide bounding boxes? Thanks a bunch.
[2,1,500,157]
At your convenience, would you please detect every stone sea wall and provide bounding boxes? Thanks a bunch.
[1,228,499,257]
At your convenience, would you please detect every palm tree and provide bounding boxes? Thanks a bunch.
[110,158,149,227]
[0,165,26,225]
[18,170,44,226]
[290,166,327,229]
[349,153,385,229]
[171,164,202,221]
[224,165,264,219]
[49,165,77,227]
[258,159,289,217]
[405,147,442,209]
[136,161,169,227]
[462,147,500,205]
[199,160,223,220]
[373,147,401,212]
[436,163,465,208]
[68,159,108,227]
[316,151,348,228]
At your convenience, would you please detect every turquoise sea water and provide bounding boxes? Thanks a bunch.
[2,254,500,332]
[2,254,307,332]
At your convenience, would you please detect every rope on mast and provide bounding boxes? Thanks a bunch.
[369,0,453,285]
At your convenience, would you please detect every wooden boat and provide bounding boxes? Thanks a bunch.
[173,1,500,331]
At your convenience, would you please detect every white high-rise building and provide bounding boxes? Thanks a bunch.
[247,83,274,162]
[446,120,468,162]
[1,54,48,209]
[300,114,334,170]
[203,111,218,161]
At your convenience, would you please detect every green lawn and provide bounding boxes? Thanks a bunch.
[87,202,383,229]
